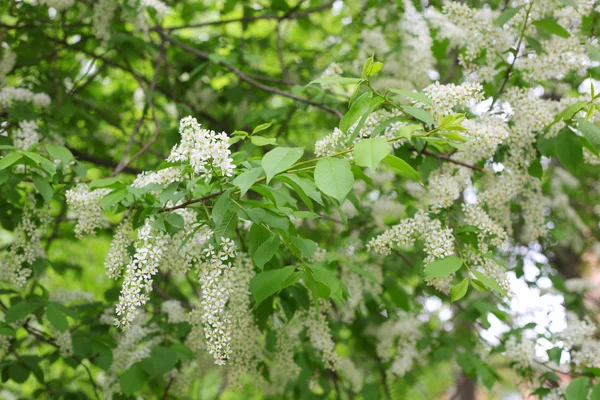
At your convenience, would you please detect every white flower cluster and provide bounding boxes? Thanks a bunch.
[38,0,75,10]
[368,211,455,292]
[458,116,510,164]
[427,171,463,212]
[188,237,237,365]
[92,0,118,44]
[520,182,547,243]
[462,204,508,252]
[426,3,511,82]
[338,358,363,393]
[519,36,589,82]
[464,250,511,293]
[0,87,51,109]
[1,204,50,286]
[141,0,170,18]
[423,81,484,116]
[311,246,327,263]
[314,127,346,157]
[376,315,422,378]
[228,254,264,389]
[111,320,161,371]
[314,109,406,157]
[320,63,343,79]
[65,185,110,239]
[561,313,597,348]
[167,116,235,182]
[396,0,435,89]
[0,50,16,86]
[0,336,9,361]
[104,218,134,279]
[13,120,41,150]
[301,300,339,370]
[49,289,94,304]
[132,166,184,188]
[504,335,537,369]
[114,219,169,329]
[55,330,73,357]
[266,311,301,396]
[161,300,188,324]
[564,278,595,293]
[340,263,383,323]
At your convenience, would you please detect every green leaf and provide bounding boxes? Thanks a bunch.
[362,55,375,78]
[252,121,273,135]
[340,92,370,133]
[561,101,588,120]
[579,121,600,154]
[556,128,583,174]
[471,270,508,296]
[250,135,277,146]
[346,264,377,282]
[494,5,524,26]
[233,167,264,197]
[403,105,434,126]
[8,362,30,383]
[590,379,600,400]
[142,347,178,377]
[423,256,463,279]
[388,89,432,105]
[89,177,120,189]
[365,61,383,77]
[314,158,354,203]
[307,76,362,86]
[450,279,469,302]
[383,155,421,182]
[526,36,544,53]
[253,236,280,270]
[532,19,570,38]
[528,158,543,179]
[250,265,297,306]
[6,302,42,323]
[353,138,391,172]
[279,174,323,206]
[100,188,128,209]
[559,0,578,6]
[0,325,16,336]
[32,175,53,204]
[290,236,317,259]
[46,302,69,333]
[471,279,489,292]
[0,152,23,170]
[261,147,304,183]
[214,210,237,240]
[44,144,74,165]
[565,377,590,400]
[119,363,147,396]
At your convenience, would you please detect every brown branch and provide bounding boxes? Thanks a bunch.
[68,147,142,174]
[111,38,165,176]
[160,191,224,213]
[164,1,335,31]
[421,149,484,172]
[113,41,166,176]
[156,29,343,119]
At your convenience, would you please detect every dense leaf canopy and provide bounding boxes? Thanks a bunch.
[1,0,600,399]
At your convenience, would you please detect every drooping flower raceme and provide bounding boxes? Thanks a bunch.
[1,203,50,286]
[114,219,170,329]
[167,116,235,181]
[65,185,110,239]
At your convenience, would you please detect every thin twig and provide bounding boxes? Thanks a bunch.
[156,30,343,119]
[112,41,166,176]
[164,1,334,31]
